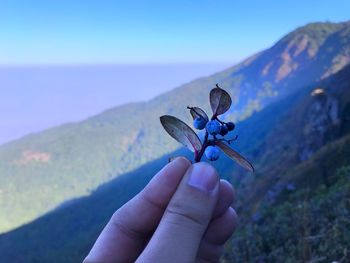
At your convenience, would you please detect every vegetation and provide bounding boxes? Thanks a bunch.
[0,21,350,262]
[1,21,349,233]
[1,61,350,262]
[225,165,350,262]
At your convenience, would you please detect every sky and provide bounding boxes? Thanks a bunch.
[0,0,349,145]
[1,0,349,64]
[0,63,230,144]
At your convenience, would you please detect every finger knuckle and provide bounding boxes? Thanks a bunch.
[164,200,208,228]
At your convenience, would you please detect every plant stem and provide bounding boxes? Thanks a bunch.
[217,135,238,144]
[195,131,209,163]
[215,117,225,124]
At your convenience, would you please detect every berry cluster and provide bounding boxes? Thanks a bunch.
[190,110,236,161]
[160,84,254,172]
[205,120,235,136]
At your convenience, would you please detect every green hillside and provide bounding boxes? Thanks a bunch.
[1,21,350,233]
[223,64,350,262]
[226,164,350,262]
[0,60,349,262]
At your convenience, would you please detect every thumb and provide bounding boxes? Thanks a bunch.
[136,162,220,263]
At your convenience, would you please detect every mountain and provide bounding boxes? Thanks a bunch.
[1,58,350,263]
[1,21,350,235]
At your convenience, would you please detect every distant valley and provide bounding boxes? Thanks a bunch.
[0,21,349,260]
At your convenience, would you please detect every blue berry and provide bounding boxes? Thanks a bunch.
[193,117,207,130]
[206,120,221,135]
[219,125,229,136]
[205,146,220,161]
[226,122,235,131]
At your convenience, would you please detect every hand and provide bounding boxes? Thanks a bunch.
[84,157,237,263]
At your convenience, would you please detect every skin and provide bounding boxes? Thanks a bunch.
[84,157,237,263]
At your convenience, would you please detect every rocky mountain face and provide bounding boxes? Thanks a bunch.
[1,21,350,235]
[221,22,350,118]
[299,88,340,161]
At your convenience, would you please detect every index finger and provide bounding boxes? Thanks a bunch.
[84,157,191,263]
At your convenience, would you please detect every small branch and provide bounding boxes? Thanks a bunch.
[215,117,225,124]
[217,135,238,144]
[195,131,209,162]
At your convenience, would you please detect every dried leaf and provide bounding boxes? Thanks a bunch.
[189,106,209,122]
[209,85,232,116]
[160,115,202,153]
[215,141,254,172]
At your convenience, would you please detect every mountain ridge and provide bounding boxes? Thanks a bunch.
[1,21,350,233]
[1,62,349,263]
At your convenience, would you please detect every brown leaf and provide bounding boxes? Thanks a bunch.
[160,115,202,153]
[188,106,209,122]
[215,141,254,172]
[209,85,232,117]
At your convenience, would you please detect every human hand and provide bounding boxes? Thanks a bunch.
[84,157,237,263]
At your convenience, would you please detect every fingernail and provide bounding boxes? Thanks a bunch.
[187,163,218,192]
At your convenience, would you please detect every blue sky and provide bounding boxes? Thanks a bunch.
[0,0,349,145]
[1,0,349,64]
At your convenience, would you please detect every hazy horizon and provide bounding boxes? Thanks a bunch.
[1,0,349,145]
[0,63,231,145]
